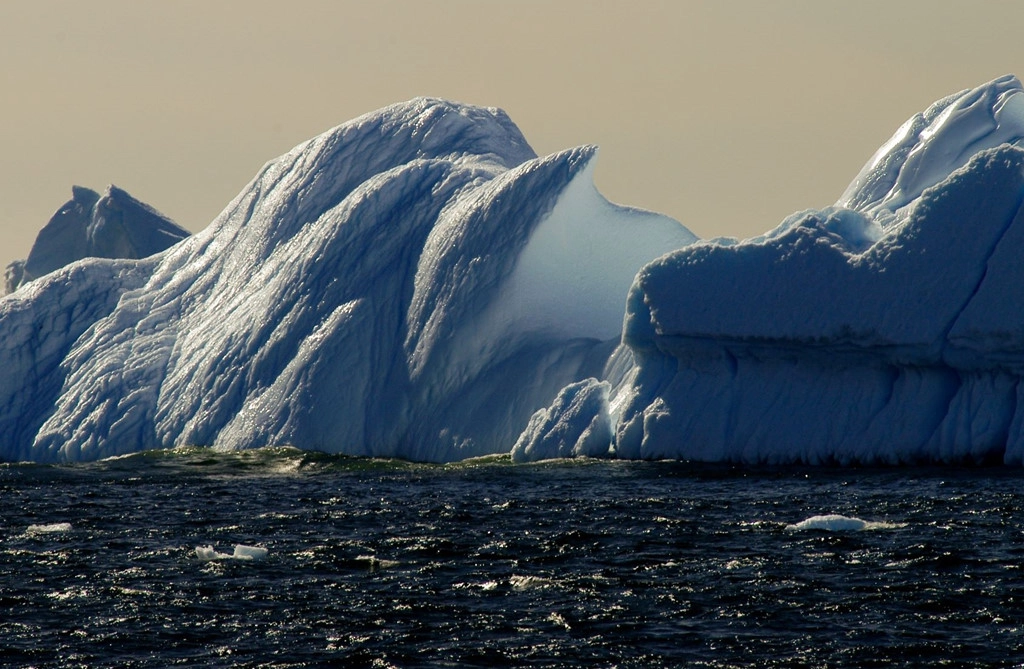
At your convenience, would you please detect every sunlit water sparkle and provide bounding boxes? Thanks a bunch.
[2,448,1024,667]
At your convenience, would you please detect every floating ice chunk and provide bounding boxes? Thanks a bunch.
[195,544,268,561]
[26,522,72,535]
[510,574,555,590]
[355,554,399,570]
[784,515,901,532]
[232,544,269,560]
[195,545,231,561]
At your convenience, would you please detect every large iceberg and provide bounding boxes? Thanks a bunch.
[0,98,693,463]
[6,76,1024,466]
[519,74,1024,465]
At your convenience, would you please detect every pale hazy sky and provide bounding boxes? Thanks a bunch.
[3,1,1024,274]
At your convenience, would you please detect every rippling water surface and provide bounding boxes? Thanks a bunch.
[3,448,1024,667]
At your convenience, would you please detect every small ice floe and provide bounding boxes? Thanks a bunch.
[232,544,269,560]
[195,544,269,562]
[355,554,399,571]
[510,574,555,591]
[26,522,73,535]
[785,514,901,532]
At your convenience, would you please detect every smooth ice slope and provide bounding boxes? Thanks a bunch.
[519,75,1024,465]
[0,98,694,463]
[4,185,189,294]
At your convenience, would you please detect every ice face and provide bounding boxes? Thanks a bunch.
[0,97,693,463]
[491,155,694,343]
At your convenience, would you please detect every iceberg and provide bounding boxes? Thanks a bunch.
[783,516,901,532]
[0,97,693,463]
[540,74,1024,465]
[6,76,1024,466]
[4,185,190,295]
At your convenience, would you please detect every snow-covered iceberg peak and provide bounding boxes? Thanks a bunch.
[840,74,1024,219]
[0,96,695,463]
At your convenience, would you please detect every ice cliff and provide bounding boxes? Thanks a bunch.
[4,185,190,294]
[517,74,1024,465]
[6,76,1024,466]
[0,98,693,463]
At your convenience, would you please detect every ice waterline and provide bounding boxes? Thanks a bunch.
[4,77,1024,465]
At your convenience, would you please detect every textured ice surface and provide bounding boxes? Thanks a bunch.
[0,97,693,463]
[510,378,613,462]
[4,185,189,295]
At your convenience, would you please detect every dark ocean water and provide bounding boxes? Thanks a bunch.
[2,448,1024,668]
